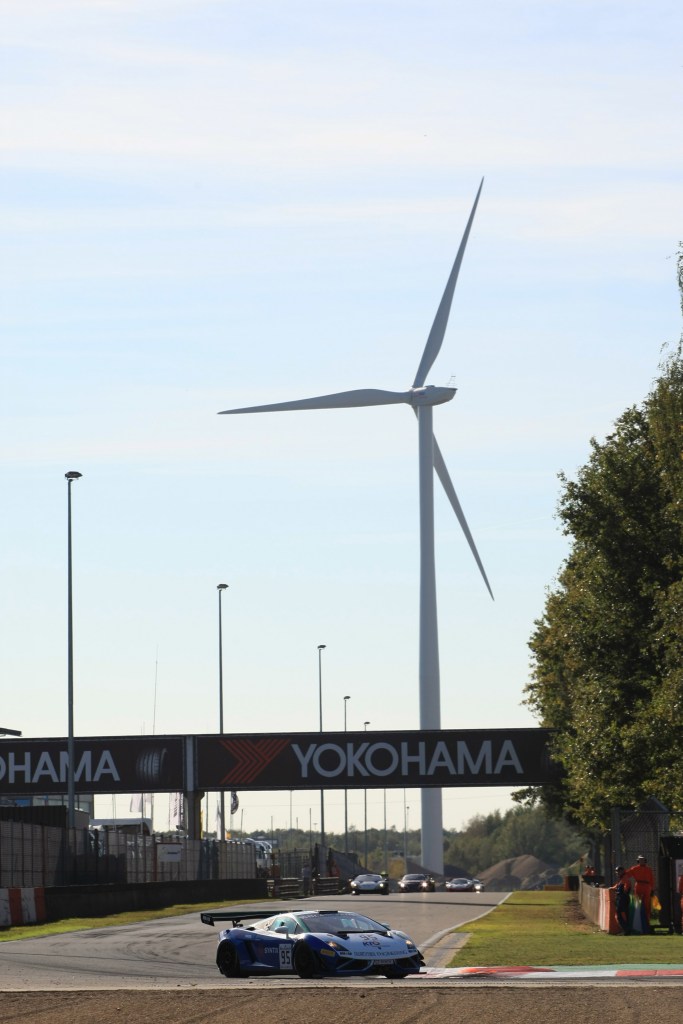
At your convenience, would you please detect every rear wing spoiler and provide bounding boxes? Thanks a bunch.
[201,911,268,928]
[201,909,307,928]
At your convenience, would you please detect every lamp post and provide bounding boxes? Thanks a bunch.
[383,788,388,876]
[65,470,82,829]
[403,792,409,873]
[317,644,326,874]
[363,721,370,867]
[217,583,228,839]
[343,695,350,854]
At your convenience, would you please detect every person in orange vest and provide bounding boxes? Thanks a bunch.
[625,855,656,932]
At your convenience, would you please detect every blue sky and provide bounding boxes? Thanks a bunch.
[1,0,682,836]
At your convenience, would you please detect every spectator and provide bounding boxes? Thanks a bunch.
[610,866,631,935]
[625,855,656,933]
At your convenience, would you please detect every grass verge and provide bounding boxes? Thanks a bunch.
[450,891,683,966]
[0,899,251,942]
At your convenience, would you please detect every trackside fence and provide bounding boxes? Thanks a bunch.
[0,820,259,887]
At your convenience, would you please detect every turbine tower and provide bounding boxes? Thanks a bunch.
[220,181,493,874]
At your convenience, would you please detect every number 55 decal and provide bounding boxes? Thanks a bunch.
[279,943,293,969]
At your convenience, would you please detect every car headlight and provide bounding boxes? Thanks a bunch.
[325,941,349,952]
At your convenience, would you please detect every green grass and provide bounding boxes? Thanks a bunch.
[450,891,683,967]
[5,890,683,968]
[0,899,252,942]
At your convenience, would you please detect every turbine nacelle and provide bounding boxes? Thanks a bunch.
[409,385,457,407]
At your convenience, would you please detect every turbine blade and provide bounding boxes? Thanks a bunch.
[219,388,411,415]
[413,178,484,388]
[432,433,494,600]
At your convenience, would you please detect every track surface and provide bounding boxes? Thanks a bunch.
[0,893,502,989]
[1,894,681,1023]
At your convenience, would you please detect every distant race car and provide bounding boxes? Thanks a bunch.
[349,872,390,896]
[201,907,424,979]
[445,877,477,892]
[397,872,436,893]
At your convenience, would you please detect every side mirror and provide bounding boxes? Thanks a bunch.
[274,926,289,934]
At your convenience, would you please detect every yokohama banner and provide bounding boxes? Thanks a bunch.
[0,729,560,795]
[0,736,185,796]
[195,728,560,791]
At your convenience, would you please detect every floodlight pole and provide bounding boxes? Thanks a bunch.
[217,583,228,839]
[65,470,82,830]
[343,695,350,854]
[317,644,326,874]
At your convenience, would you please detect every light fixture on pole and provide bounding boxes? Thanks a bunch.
[65,470,82,830]
[317,644,326,873]
[217,583,228,839]
[363,721,370,867]
[343,695,350,854]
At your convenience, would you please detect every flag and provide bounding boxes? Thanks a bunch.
[130,794,144,813]
[231,791,239,815]
[170,792,185,829]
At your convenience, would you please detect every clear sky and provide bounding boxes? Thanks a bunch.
[1,0,682,838]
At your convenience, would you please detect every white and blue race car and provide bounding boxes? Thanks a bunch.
[201,907,424,979]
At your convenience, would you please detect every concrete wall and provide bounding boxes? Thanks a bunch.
[579,879,618,933]
[0,887,47,926]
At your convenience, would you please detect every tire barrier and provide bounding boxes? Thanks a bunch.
[0,887,46,927]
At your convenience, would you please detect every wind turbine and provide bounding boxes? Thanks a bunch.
[220,180,493,874]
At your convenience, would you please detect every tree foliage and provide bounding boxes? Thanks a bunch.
[525,320,683,829]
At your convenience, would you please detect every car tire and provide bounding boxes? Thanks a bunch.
[293,941,319,979]
[382,967,409,979]
[217,940,246,978]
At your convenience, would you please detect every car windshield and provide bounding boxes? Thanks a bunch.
[294,911,385,935]
[356,874,381,882]
[404,874,424,880]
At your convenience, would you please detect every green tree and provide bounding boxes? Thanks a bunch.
[525,330,683,829]
[444,807,583,874]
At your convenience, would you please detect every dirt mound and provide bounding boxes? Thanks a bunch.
[478,854,562,891]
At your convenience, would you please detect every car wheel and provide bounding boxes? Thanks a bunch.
[381,889,389,895]
[383,967,408,979]
[217,940,245,978]
[293,941,319,979]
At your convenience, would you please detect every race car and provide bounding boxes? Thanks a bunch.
[397,872,436,893]
[349,872,390,895]
[201,907,424,979]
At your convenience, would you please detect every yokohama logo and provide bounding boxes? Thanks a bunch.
[218,737,290,785]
